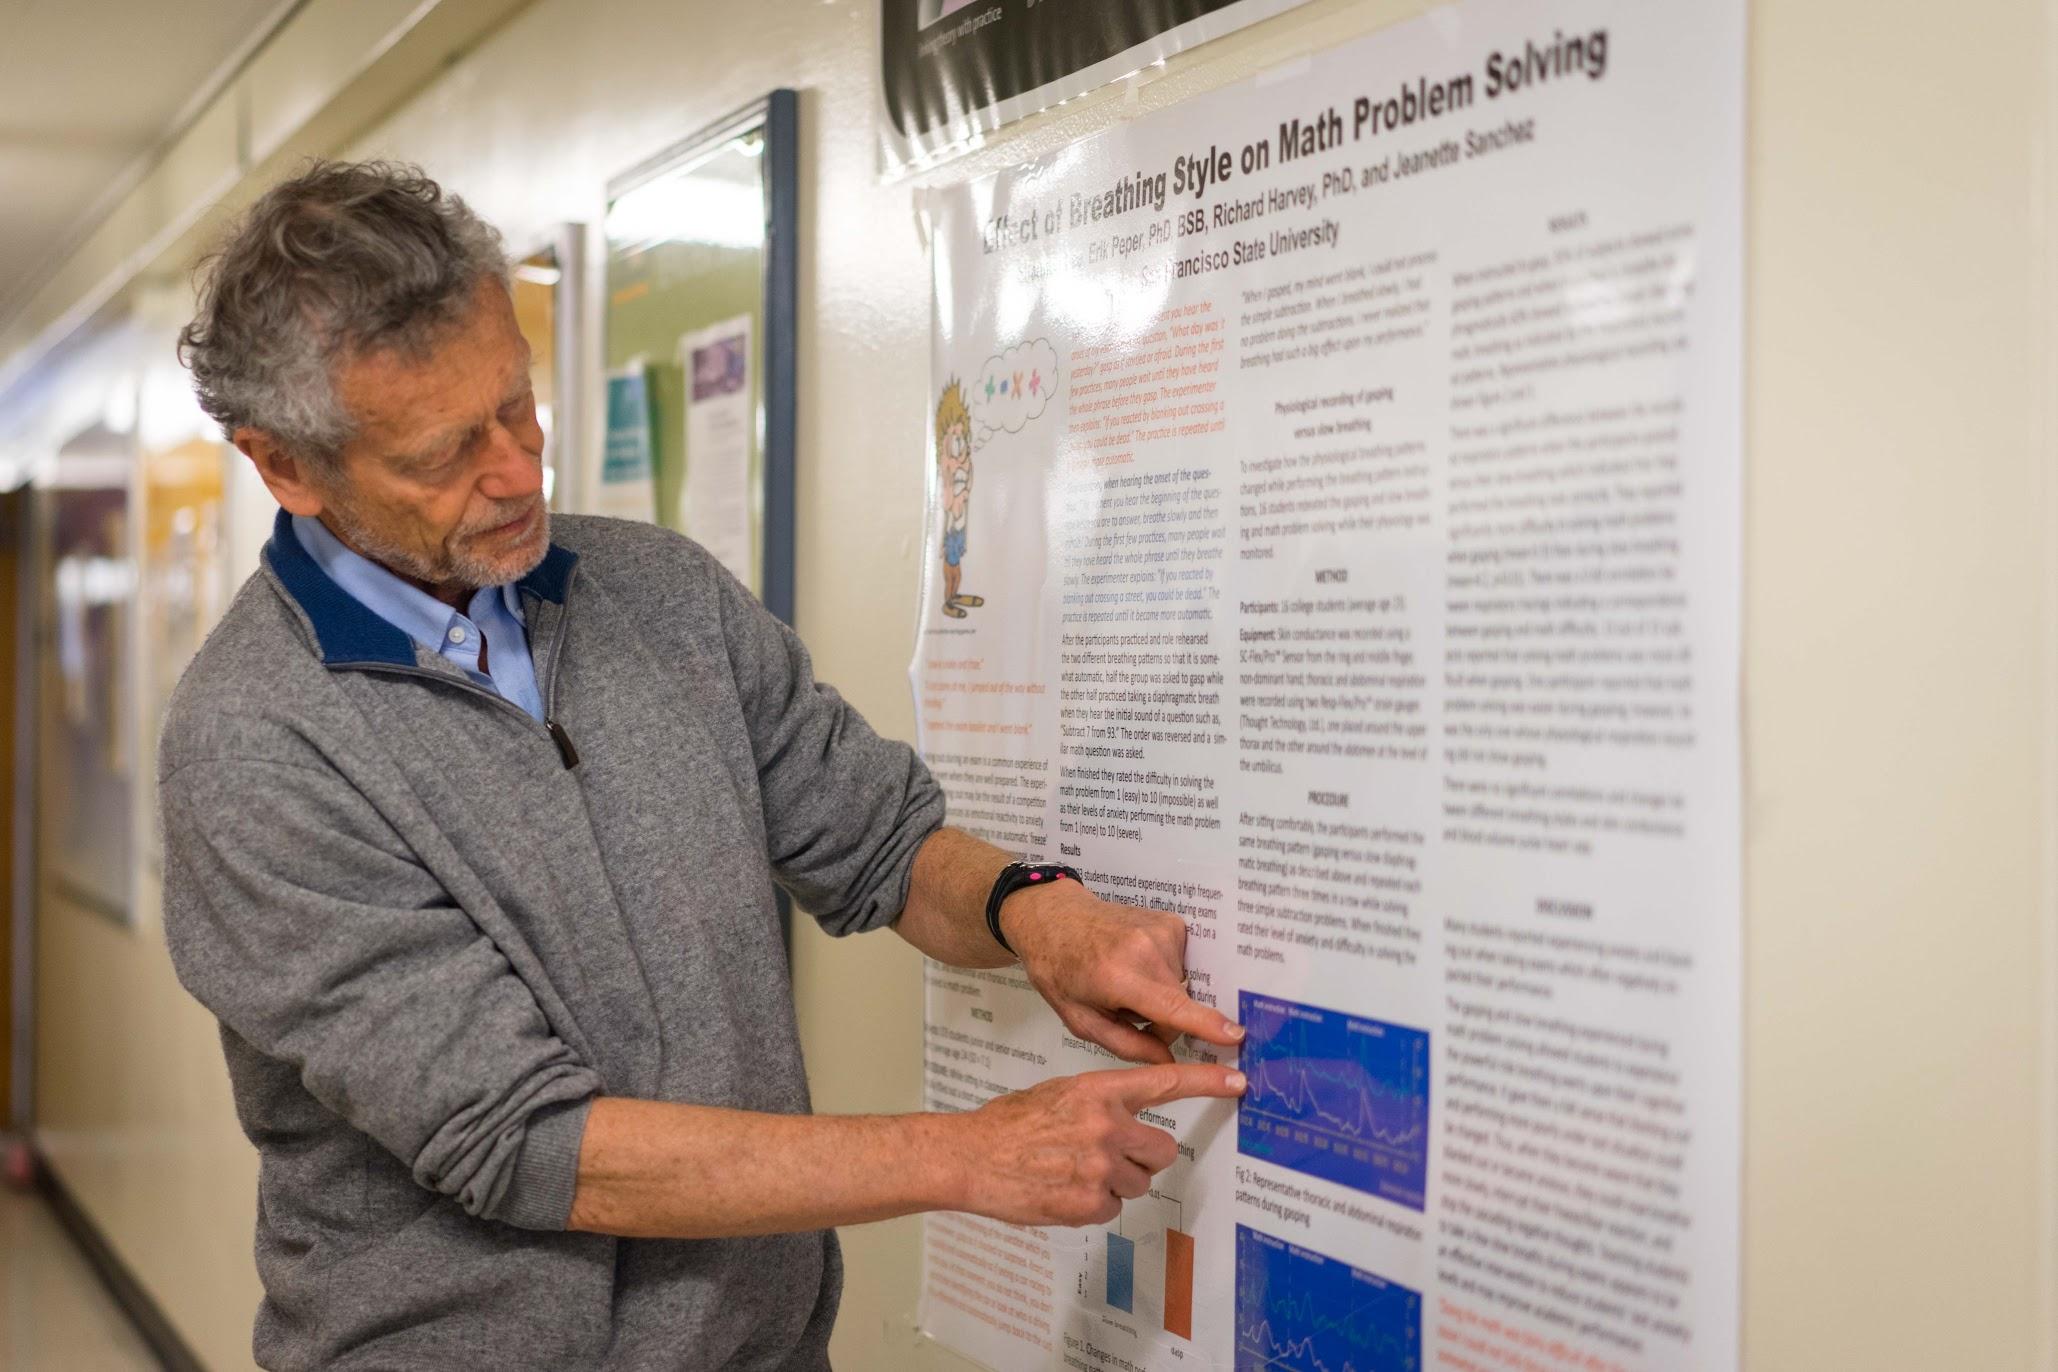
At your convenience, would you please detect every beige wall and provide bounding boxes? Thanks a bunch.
[1745,5,2056,1365]
[34,888,261,1368]
[17,0,2058,1368]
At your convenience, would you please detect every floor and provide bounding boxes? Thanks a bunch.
[0,1183,159,1370]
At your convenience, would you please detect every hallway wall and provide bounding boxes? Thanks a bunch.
[6,0,2056,1367]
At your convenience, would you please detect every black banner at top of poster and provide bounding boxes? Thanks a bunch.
[881,0,1293,170]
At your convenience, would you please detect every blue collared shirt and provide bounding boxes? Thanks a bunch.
[291,514,545,721]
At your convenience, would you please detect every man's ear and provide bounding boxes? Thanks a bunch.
[233,429,325,518]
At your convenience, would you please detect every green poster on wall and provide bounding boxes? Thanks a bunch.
[599,362,657,522]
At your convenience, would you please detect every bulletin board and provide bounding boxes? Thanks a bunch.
[602,91,798,625]
[38,435,136,925]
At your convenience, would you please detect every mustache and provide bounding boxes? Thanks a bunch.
[456,497,541,538]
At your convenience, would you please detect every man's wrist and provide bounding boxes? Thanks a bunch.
[994,883,1041,955]
[995,873,1084,962]
[910,1111,977,1213]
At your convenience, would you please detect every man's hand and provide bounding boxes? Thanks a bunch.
[564,1064,1239,1240]
[1000,879,1244,1064]
[891,829,1247,1060]
[950,1063,1246,1226]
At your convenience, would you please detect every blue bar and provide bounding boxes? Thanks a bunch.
[1105,1231,1135,1313]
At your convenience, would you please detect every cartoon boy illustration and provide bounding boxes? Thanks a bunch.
[936,379,983,619]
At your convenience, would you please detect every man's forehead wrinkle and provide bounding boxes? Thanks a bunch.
[357,365,524,463]
[340,360,474,460]
[329,275,529,458]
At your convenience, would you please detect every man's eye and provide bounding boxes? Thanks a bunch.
[415,453,462,482]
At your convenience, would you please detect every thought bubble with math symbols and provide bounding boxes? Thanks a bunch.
[971,339,1060,446]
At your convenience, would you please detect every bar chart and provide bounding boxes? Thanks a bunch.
[1092,1216,1196,1340]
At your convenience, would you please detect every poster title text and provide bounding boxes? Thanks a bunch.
[981,27,1608,255]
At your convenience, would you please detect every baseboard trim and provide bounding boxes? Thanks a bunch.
[34,1150,209,1372]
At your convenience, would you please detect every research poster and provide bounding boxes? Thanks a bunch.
[912,2,1743,1370]
[879,0,1313,174]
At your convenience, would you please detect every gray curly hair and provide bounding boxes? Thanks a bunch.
[177,160,508,475]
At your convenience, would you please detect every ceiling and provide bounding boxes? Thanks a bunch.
[0,0,299,323]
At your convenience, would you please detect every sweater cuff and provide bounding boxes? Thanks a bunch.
[494,1096,593,1231]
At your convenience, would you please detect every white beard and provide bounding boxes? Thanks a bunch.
[325,498,550,591]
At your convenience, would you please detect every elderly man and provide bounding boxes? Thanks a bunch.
[161,161,1244,1371]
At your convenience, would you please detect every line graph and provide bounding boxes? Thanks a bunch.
[1235,1225,1420,1372]
[1237,991,1430,1209]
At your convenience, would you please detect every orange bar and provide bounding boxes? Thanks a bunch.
[1163,1228,1195,1339]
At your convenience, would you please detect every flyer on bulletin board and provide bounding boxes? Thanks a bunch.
[912,1,1744,1369]
[678,314,756,586]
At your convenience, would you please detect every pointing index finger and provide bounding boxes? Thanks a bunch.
[1128,976,1247,1049]
[1109,1062,1248,1112]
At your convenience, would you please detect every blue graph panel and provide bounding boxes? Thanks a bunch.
[1105,1231,1135,1313]
[1235,1226,1420,1372]
[1238,991,1430,1209]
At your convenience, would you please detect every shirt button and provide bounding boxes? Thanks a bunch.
[447,626,468,644]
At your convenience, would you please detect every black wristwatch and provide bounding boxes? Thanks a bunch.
[984,861,1083,956]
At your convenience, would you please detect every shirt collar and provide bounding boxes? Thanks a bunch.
[262,508,577,668]
[291,513,494,657]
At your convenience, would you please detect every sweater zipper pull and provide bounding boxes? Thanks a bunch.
[546,718,580,769]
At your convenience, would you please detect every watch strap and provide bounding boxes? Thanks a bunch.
[983,861,1082,956]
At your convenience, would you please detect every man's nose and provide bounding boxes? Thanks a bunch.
[477,424,544,500]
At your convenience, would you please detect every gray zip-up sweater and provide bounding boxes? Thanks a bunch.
[159,511,944,1371]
